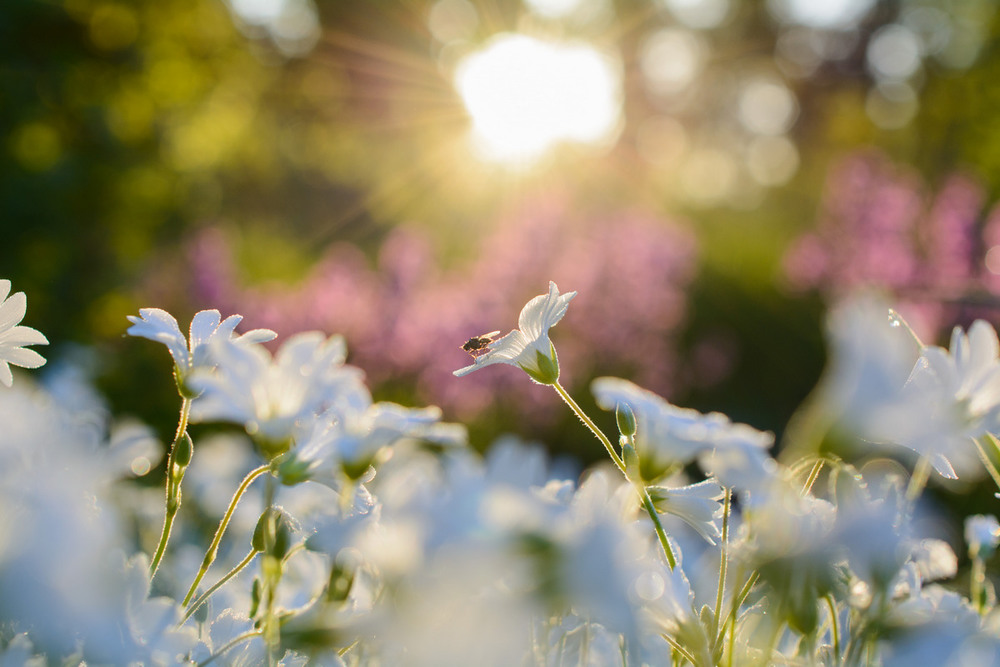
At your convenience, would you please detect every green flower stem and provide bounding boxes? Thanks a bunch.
[800,458,824,496]
[972,555,987,613]
[552,381,625,473]
[183,463,271,607]
[182,548,260,624]
[905,456,932,504]
[149,396,192,581]
[261,475,280,667]
[197,630,264,667]
[712,489,731,643]
[552,381,677,570]
[825,594,840,662]
[973,435,1000,493]
[719,568,758,653]
[660,634,696,665]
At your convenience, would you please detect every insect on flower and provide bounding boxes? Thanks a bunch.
[461,331,501,358]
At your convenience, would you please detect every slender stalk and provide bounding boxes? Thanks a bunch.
[552,381,625,473]
[183,463,271,607]
[825,595,840,663]
[905,457,931,504]
[800,459,824,496]
[661,634,696,665]
[972,556,987,614]
[718,569,758,650]
[261,475,280,667]
[552,381,677,569]
[197,630,263,667]
[149,396,192,581]
[973,435,1000,493]
[712,489,732,643]
[182,549,260,624]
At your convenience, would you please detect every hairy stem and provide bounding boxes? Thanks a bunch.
[149,396,192,581]
[183,463,270,607]
[552,381,677,569]
[182,549,260,624]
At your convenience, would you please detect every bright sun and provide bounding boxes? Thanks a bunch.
[454,33,623,164]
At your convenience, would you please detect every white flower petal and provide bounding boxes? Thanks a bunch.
[0,291,27,331]
[0,347,47,369]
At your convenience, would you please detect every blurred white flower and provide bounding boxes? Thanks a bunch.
[189,333,366,457]
[884,320,1000,479]
[815,295,918,438]
[454,281,576,385]
[592,377,775,491]
[910,539,958,582]
[647,478,724,544]
[0,279,47,387]
[126,308,276,392]
[285,401,466,484]
[0,633,45,667]
[966,514,1000,558]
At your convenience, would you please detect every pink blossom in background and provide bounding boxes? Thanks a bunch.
[186,195,699,425]
[783,149,996,340]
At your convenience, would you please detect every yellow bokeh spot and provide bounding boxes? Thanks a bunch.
[106,89,155,143]
[10,122,62,172]
[89,4,139,51]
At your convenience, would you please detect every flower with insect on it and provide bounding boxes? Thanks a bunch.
[453,281,576,385]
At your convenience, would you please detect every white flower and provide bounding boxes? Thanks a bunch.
[966,514,1000,558]
[646,478,724,545]
[592,377,775,488]
[0,279,47,387]
[188,332,367,457]
[126,308,276,392]
[283,401,467,484]
[454,281,576,384]
[812,295,919,442]
[877,320,1000,479]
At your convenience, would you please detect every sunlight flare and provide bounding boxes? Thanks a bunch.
[454,34,622,163]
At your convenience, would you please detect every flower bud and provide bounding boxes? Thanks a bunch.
[173,432,193,468]
[616,402,637,438]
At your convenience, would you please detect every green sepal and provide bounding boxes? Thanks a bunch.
[521,345,560,385]
[623,441,641,481]
[274,452,311,486]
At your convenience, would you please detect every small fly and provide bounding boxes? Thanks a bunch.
[461,331,501,358]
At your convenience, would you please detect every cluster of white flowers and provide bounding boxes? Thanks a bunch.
[5,280,1000,665]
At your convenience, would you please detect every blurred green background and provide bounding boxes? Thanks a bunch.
[4,0,1000,464]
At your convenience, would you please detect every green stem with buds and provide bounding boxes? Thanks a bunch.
[183,463,271,607]
[149,396,192,581]
[552,381,677,570]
